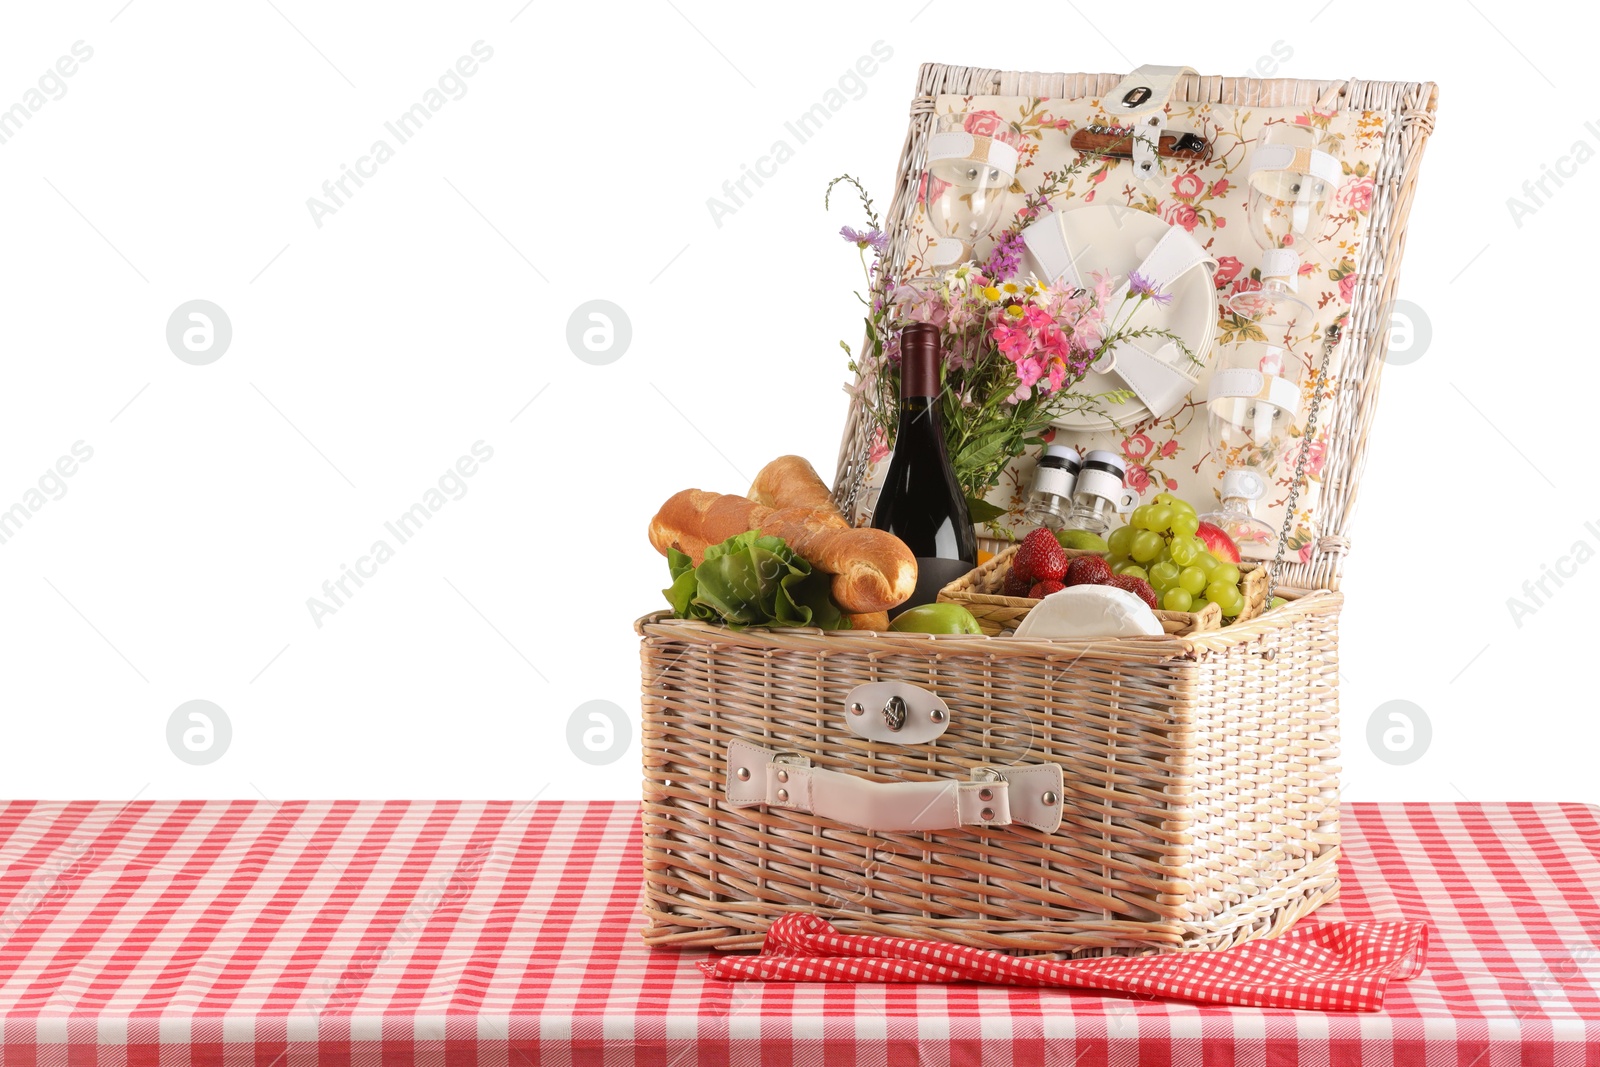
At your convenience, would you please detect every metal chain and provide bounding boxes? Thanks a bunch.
[1267,324,1341,605]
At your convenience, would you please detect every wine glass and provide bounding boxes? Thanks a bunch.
[1203,288,1312,559]
[921,112,1018,272]
[1230,122,1340,318]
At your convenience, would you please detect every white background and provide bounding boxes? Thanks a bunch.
[0,1,1588,805]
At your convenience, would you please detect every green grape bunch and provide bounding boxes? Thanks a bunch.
[1106,493,1247,618]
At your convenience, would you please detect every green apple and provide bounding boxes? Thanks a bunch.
[889,603,983,635]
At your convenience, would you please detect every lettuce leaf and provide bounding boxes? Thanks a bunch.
[663,531,847,630]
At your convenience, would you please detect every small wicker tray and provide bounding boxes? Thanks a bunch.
[941,543,1268,636]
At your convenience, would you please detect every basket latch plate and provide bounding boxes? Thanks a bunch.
[843,682,950,744]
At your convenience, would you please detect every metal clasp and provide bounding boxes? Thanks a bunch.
[842,682,951,744]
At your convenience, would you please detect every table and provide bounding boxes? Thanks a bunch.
[0,800,1594,1065]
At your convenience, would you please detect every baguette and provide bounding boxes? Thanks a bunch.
[748,456,841,520]
[648,490,915,614]
[844,611,890,631]
[648,489,767,564]
[758,505,915,613]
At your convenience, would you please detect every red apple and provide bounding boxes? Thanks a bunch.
[1196,521,1241,564]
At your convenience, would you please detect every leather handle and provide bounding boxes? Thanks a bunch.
[725,740,1063,834]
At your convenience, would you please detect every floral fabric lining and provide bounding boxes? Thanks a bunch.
[898,94,1387,559]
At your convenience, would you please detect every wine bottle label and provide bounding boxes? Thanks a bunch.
[896,556,977,616]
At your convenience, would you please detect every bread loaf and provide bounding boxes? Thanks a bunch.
[648,490,915,614]
[844,611,890,631]
[758,505,916,614]
[748,456,841,519]
[648,489,767,563]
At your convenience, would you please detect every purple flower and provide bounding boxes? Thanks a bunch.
[1128,271,1173,306]
[982,230,1026,283]
[841,225,888,251]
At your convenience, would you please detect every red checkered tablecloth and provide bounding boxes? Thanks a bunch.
[0,800,1595,1065]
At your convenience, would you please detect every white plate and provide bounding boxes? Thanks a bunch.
[1022,204,1217,433]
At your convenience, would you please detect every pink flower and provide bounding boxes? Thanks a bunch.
[868,427,890,465]
[1231,275,1262,297]
[1210,178,1230,197]
[918,171,951,206]
[1164,202,1200,232]
[1159,439,1179,458]
[1125,464,1152,494]
[1213,255,1243,289]
[1336,175,1374,212]
[991,324,1031,361]
[1301,438,1326,477]
[963,110,1003,137]
[1172,173,1204,201]
[896,285,949,328]
[1215,216,1227,228]
[1014,356,1045,388]
[1036,322,1069,358]
[1045,358,1069,393]
[1123,433,1155,460]
[1338,272,1358,303]
[1164,477,1179,490]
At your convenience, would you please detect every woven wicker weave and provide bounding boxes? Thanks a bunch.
[640,64,1435,955]
[639,589,1341,954]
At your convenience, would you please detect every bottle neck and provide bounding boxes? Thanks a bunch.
[900,327,941,398]
[898,327,943,437]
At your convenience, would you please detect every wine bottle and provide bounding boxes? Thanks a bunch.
[871,323,977,615]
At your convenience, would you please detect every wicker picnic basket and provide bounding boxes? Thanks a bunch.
[638,65,1436,955]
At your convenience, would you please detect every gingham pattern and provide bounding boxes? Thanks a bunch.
[0,801,1595,1065]
[700,914,1429,1010]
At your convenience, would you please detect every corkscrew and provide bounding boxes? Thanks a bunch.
[1070,123,1211,162]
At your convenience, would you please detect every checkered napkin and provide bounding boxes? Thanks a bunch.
[701,914,1429,1011]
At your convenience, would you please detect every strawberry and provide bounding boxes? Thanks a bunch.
[1064,556,1113,588]
[1013,528,1069,583]
[1028,579,1065,599]
[1002,568,1032,598]
[1108,574,1159,610]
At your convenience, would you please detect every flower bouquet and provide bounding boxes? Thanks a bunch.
[830,171,1194,528]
